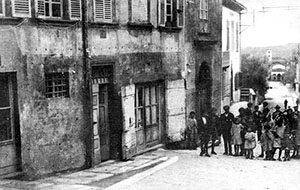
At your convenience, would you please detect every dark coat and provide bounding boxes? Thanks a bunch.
[220,112,234,136]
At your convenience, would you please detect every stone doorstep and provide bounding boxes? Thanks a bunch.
[35,154,169,187]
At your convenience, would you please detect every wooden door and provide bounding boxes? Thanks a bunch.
[144,85,159,146]
[0,75,17,175]
[92,84,110,162]
[135,84,161,150]
[121,84,136,160]
[98,85,110,161]
[166,79,186,142]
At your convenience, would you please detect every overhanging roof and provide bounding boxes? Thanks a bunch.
[223,0,246,12]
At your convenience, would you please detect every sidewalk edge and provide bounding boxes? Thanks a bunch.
[104,156,179,190]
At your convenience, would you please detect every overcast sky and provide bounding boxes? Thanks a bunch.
[238,0,300,47]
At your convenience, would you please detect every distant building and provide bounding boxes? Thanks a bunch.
[266,49,273,62]
[270,58,287,81]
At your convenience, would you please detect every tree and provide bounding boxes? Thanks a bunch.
[241,54,269,100]
[282,62,296,84]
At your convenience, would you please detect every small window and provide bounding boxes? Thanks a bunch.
[94,0,113,22]
[45,72,69,98]
[226,20,230,51]
[37,0,62,18]
[130,0,148,23]
[13,0,31,17]
[158,0,185,27]
[165,0,172,23]
[199,0,208,20]
[69,0,81,20]
[236,22,239,51]
[231,21,235,51]
[0,0,4,16]
[135,84,159,128]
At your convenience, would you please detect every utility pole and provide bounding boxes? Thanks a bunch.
[81,0,92,168]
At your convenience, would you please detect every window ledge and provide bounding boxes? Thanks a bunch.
[158,26,183,32]
[198,32,211,36]
[127,22,154,30]
[35,18,79,27]
[89,22,119,29]
[0,17,24,25]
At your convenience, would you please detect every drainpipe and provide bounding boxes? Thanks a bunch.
[81,0,92,168]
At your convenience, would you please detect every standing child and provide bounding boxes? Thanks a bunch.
[186,111,198,150]
[272,117,285,161]
[231,117,243,156]
[244,127,256,159]
[260,124,274,160]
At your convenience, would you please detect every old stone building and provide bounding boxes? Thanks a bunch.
[0,0,187,178]
[185,0,223,118]
[0,0,227,179]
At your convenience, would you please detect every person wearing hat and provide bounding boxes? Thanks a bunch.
[272,105,282,121]
[261,102,270,125]
[284,99,288,110]
[244,102,253,119]
[253,105,263,157]
[220,105,234,155]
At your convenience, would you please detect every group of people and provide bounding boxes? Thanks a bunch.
[186,101,300,161]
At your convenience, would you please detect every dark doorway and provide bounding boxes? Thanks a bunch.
[198,62,212,114]
[0,73,20,176]
[91,65,113,164]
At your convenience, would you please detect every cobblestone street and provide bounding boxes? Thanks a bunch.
[121,146,300,190]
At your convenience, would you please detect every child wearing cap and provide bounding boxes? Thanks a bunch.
[231,117,243,156]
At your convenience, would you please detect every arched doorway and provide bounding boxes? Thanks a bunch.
[198,62,212,114]
[277,74,281,81]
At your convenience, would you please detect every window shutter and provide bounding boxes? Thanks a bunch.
[177,0,184,27]
[94,0,112,22]
[70,0,81,19]
[158,0,165,26]
[0,0,4,15]
[13,0,31,17]
[37,0,45,17]
[104,0,112,20]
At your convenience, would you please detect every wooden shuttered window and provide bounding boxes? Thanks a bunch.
[70,0,81,19]
[37,0,45,17]
[0,0,4,16]
[177,0,184,27]
[12,0,31,17]
[158,0,165,26]
[94,0,112,22]
[158,0,185,27]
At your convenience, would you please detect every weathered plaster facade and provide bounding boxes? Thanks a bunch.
[0,0,227,178]
[222,0,246,106]
[0,0,186,178]
[184,0,223,117]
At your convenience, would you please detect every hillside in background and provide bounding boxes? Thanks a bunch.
[242,43,299,59]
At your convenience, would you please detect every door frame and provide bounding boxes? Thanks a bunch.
[90,64,114,165]
[0,72,21,175]
[134,81,164,152]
